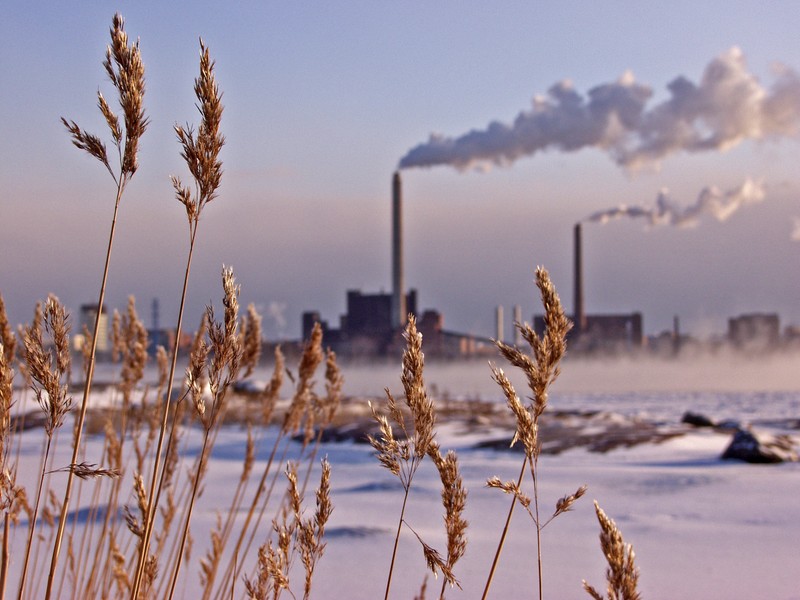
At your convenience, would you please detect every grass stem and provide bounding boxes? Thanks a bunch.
[481,458,526,600]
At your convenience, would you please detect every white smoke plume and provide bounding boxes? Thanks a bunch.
[399,48,800,171]
[268,301,288,330]
[584,178,766,227]
[791,217,800,241]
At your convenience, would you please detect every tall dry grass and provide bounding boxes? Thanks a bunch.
[482,267,587,600]
[52,13,148,598]
[0,13,643,600]
[368,315,468,599]
[0,14,343,600]
[132,36,226,599]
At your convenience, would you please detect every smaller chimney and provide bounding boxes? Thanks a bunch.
[574,223,587,333]
[391,171,406,328]
[496,305,504,342]
[672,315,681,354]
[513,304,523,346]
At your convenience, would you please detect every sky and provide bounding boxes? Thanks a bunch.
[2,1,800,341]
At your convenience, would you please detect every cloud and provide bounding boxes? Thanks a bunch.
[399,48,800,171]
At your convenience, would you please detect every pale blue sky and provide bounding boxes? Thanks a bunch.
[2,2,800,340]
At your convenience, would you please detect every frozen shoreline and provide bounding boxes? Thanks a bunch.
[7,361,800,598]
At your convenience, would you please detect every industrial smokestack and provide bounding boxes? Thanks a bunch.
[495,305,504,342]
[391,171,406,328]
[574,223,587,333]
[513,304,523,346]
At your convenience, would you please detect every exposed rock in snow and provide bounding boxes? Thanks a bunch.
[721,429,798,463]
[682,411,716,427]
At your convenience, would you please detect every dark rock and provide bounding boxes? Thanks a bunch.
[297,423,380,444]
[714,419,742,432]
[474,437,523,452]
[721,429,798,464]
[681,411,715,427]
[11,411,47,431]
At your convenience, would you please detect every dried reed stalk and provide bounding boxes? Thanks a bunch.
[213,324,324,600]
[207,346,288,600]
[428,443,468,599]
[167,267,242,600]
[297,459,332,600]
[482,267,580,600]
[583,501,641,600]
[242,459,332,600]
[0,294,16,461]
[133,37,224,599]
[300,348,342,495]
[0,295,19,599]
[369,315,462,600]
[19,297,72,600]
[81,299,148,597]
[241,304,263,379]
[49,14,147,599]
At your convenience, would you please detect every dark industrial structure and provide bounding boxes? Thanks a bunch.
[728,313,780,351]
[391,171,406,329]
[535,223,644,352]
[301,172,492,359]
[302,289,417,357]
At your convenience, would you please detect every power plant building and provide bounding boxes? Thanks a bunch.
[728,313,780,351]
[303,289,417,357]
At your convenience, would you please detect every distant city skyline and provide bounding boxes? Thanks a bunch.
[2,2,800,341]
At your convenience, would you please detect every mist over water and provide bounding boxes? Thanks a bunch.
[333,354,800,425]
[337,353,800,398]
[73,352,800,425]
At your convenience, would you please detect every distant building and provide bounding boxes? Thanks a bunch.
[534,312,644,354]
[303,289,492,359]
[302,289,416,358]
[78,304,109,353]
[147,328,174,356]
[728,313,780,351]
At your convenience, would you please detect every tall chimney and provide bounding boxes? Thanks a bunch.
[574,223,587,333]
[495,305,504,342]
[392,171,406,328]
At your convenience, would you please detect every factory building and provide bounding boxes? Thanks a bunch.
[302,289,417,358]
[76,303,110,355]
[728,313,780,351]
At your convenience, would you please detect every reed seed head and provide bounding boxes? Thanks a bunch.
[401,315,436,458]
[433,448,468,573]
[63,13,147,180]
[240,303,263,379]
[583,501,641,600]
[259,345,284,424]
[174,39,225,224]
[104,13,148,176]
[22,296,72,436]
[553,484,588,519]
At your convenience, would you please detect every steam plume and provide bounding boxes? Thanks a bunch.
[791,218,800,241]
[584,178,765,227]
[399,48,800,171]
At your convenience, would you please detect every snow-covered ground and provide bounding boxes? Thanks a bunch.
[9,356,800,599]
